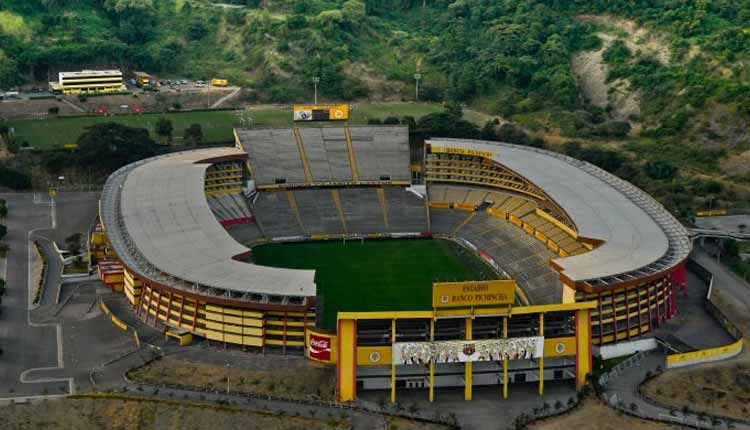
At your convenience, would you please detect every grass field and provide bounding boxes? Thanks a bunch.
[4,102,447,151]
[251,238,496,330]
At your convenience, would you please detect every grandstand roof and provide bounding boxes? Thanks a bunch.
[237,126,411,185]
[100,148,316,301]
[426,139,691,287]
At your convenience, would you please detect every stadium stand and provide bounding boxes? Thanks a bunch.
[207,193,253,224]
[237,126,411,184]
[382,187,429,233]
[297,128,352,181]
[249,186,428,237]
[224,222,265,245]
[339,188,387,233]
[431,210,562,304]
[291,188,346,235]
[250,191,305,238]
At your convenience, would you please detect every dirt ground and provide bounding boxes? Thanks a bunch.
[529,398,673,430]
[128,353,337,402]
[0,397,346,430]
[641,361,750,422]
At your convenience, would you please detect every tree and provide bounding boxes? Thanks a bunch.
[187,20,208,40]
[480,121,498,141]
[645,160,678,180]
[724,239,739,258]
[0,278,6,296]
[416,111,480,139]
[382,116,400,124]
[75,123,160,174]
[155,117,173,143]
[183,123,203,145]
[65,233,82,256]
[0,224,6,241]
[0,199,7,218]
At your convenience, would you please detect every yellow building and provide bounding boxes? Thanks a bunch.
[306,300,595,403]
[50,70,126,94]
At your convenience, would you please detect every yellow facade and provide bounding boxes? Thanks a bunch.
[334,302,596,403]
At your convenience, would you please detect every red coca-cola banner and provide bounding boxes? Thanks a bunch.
[308,334,332,361]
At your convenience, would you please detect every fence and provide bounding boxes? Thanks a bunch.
[597,349,652,388]
[665,258,745,369]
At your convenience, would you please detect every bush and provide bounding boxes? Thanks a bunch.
[645,160,678,180]
[0,165,29,190]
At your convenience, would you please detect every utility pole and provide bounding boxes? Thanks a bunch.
[226,363,230,394]
[414,73,422,102]
[313,76,320,105]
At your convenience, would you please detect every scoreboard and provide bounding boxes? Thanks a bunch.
[293,104,349,121]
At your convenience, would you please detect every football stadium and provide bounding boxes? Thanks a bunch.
[92,121,691,403]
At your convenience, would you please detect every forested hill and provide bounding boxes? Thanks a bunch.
[3,1,750,110]
[3,1,750,212]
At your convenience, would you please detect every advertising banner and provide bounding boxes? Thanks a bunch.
[432,280,515,308]
[308,333,332,361]
[392,337,544,365]
[429,146,496,158]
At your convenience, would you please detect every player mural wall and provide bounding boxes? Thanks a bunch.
[392,337,544,365]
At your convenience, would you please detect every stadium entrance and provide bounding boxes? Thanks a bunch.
[305,281,596,403]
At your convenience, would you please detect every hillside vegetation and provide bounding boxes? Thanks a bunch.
[2,0,750,216]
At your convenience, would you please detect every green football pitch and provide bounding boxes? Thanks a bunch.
[251,238,497,330]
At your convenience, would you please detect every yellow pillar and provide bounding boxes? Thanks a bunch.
[539,313,544,396]
[464,317,473,401]
[502,316,508,399]
[576,309,592,389]
[429,317,435,402]
[336,319,357,402]
[390,318,397,403]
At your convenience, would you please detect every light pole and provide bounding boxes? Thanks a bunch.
[313,76,320,105]
[414,73,422,102]
[226,363,230,394]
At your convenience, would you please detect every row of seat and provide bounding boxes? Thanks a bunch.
[207,193,253,222]
[431,210,562,304]
[248,186,429,239]
[428,185,587,257]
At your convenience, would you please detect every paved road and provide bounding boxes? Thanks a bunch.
[0,193,66,397]
[692,250,750,310]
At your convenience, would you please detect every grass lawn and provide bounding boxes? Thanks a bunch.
[251,238,496,330]
[4,102,455,151]
[6,110,241,150]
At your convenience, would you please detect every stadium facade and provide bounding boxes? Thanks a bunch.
[92,125,690,402]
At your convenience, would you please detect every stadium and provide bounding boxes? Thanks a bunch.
[92,123,691,403]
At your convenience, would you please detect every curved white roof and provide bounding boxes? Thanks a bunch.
[427,139,691,286]
[101,148,315,301]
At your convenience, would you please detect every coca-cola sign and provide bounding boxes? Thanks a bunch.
[308,334,331,361]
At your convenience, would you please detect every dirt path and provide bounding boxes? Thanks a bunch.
[60,98,84,113]
[210,87,241,109]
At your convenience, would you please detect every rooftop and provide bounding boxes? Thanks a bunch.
[100,148,316,303]
[426,139,691,287]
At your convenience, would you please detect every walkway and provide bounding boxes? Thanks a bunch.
[601,350,748,430]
